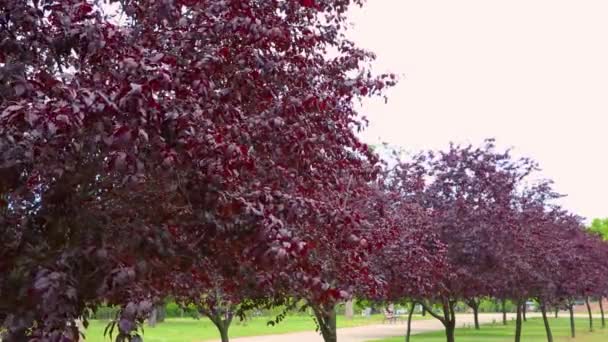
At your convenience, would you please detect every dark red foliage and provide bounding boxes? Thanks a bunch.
[3,2,606,342]
[503,197,608,306]
[386,140,608,342]
[0,0,398,340]
[392,140,538,302]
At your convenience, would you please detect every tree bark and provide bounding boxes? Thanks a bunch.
[514,300,523,342]
[445,319,456,342]
[568,302,575,338]
[208,312,233,342]
[600,296,606,328]
[467,298,480,330]
[522,301,527,322]
[313,304,337,342]
[585,296,594,332]
[539,300,553,342]
[406,302,415,342]
[443,300,456,342]
[422,306,427,317]
[219,327,229,342]
[501,298,507,325]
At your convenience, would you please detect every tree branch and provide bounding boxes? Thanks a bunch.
[419,300,446,324]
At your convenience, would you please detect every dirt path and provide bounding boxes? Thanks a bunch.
[211,313,536,342]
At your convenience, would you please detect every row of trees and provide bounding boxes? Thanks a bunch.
[0,1,605,342]
[379,142,608,342]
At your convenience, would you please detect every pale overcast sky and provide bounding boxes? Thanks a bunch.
[348,0,607,222]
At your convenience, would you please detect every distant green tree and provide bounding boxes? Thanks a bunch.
[588,218,608,240]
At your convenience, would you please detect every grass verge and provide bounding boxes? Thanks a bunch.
[83,314,427,341]
[372,317,608,342]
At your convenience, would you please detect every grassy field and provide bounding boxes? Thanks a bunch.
[373,317,608,342]
[83,314,426,342]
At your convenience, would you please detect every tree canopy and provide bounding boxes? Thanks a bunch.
[1,2,607,342]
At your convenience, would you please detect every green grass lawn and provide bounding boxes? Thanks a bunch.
[373,318,608,342]
[83,314,427,342]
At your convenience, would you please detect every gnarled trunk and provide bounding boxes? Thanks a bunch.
[313,304,337,342]
[585,296,594,332]
[539,299,553,342]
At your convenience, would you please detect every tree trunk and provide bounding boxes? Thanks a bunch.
[554,306,558,318]
[501,298,507,325]
[585,296,594,332]
[209,313,233,342]
[522,301,527,322]
[406,302,415,342]
[600,297,606,328]
[148,307,158,327]
[313,304,337,342]
[568,302,575,338]
[420,299,456,342]
[442,300,456,342]
[345,300,354,320]
[218,325,229,342]
[422,306,427,317]
[445,319,456,342]
[472,305,480,330]
[539,300,553,342]
[420,298,456,342]
[467,298,480,330]
[156,304,166,323]
[514,301,523,342]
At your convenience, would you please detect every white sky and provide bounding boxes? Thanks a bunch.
[348,0,608,222]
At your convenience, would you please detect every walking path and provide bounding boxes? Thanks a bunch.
[212,313,537,342]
